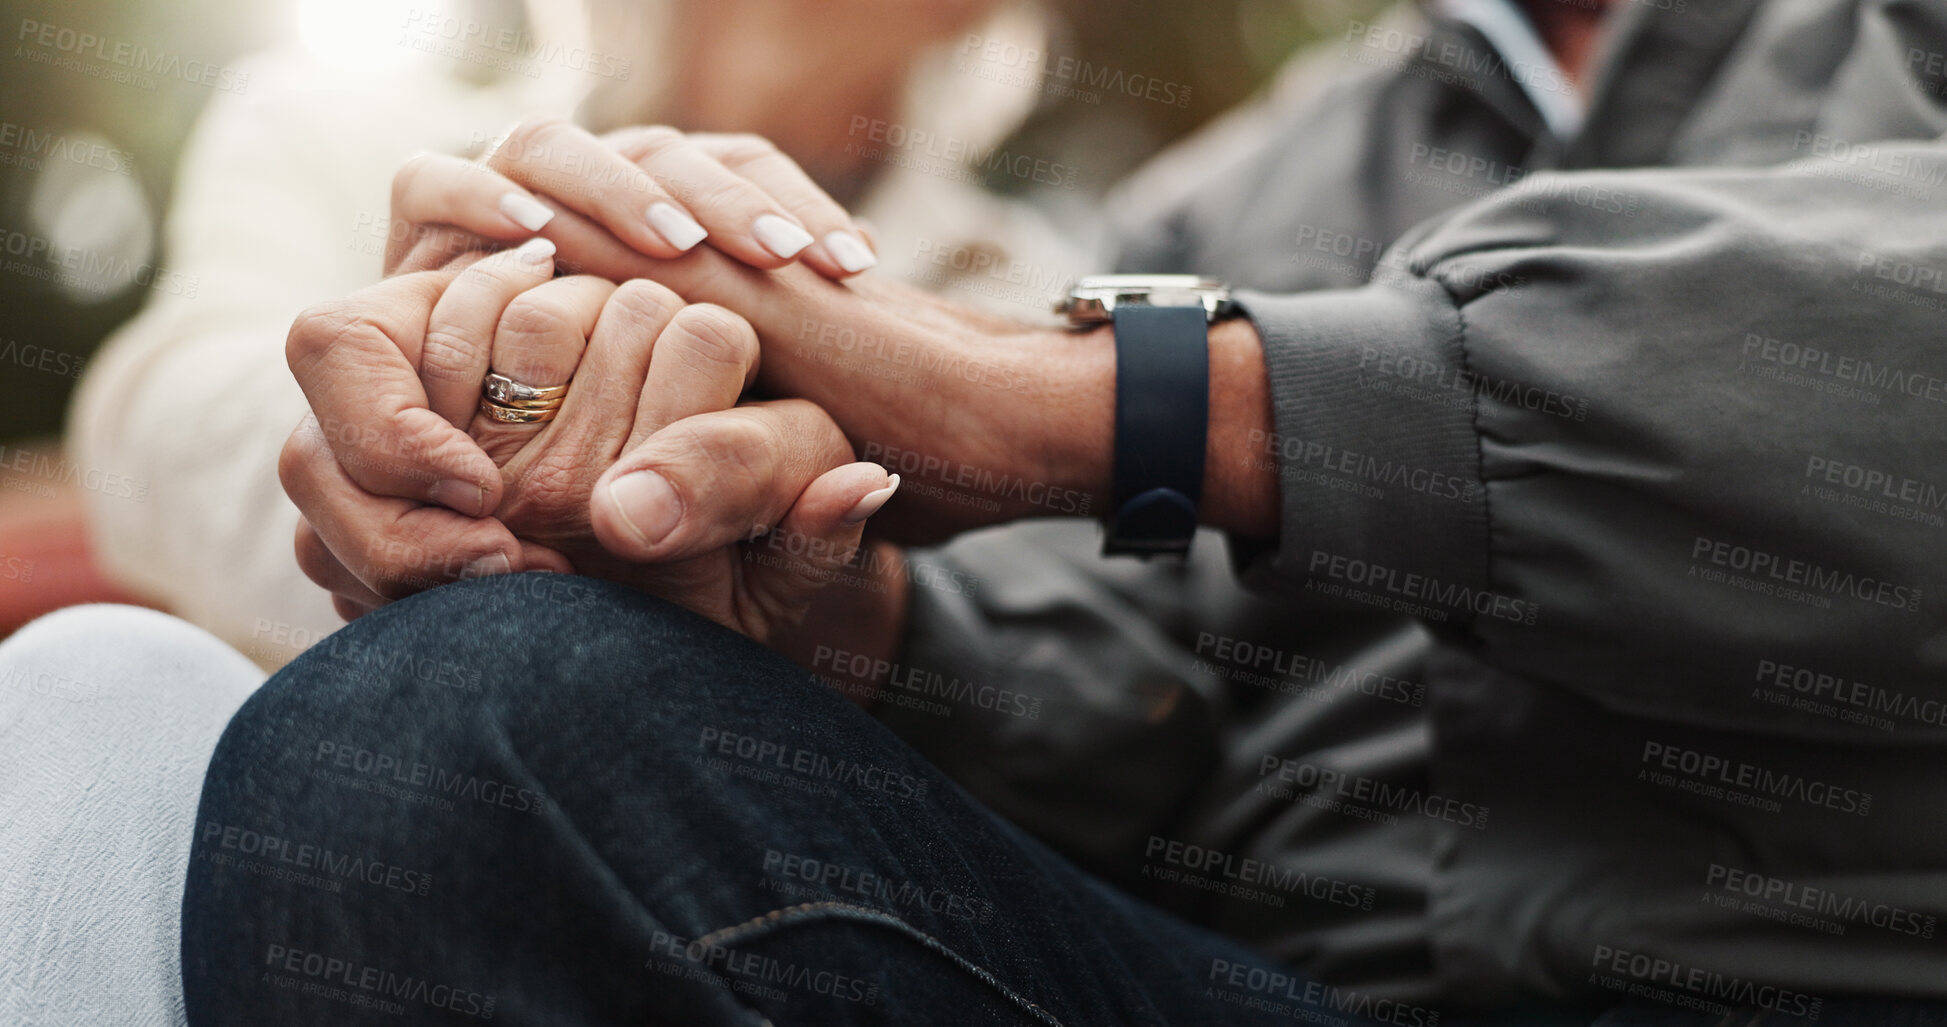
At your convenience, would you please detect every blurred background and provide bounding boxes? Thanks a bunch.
[0,0,1388,637]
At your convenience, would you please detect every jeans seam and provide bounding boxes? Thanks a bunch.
[696,901,1066,1027]
[493,716,768,1027]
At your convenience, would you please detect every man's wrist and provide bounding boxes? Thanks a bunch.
[1024,325,1115,515]
[1038,317,1278,543]
[750,273,1274,543]
[1202,317,1279,540]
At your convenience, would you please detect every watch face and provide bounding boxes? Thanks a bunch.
[1057,275,1232,326]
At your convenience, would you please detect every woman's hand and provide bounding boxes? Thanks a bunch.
[386,117,879,281]
[281,261,900,644]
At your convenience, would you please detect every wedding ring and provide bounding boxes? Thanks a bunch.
[480,372,568,424]
[482,372,569,407]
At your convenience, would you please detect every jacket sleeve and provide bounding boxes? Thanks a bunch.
[1235,141,1947,735]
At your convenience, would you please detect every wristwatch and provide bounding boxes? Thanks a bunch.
[1058,275,1235,558]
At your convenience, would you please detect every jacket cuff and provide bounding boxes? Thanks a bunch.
[1231,279,1495,623]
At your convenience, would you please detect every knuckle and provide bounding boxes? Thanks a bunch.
[402,417,481,479]
[664,304,758,373]
[285,298,362,372]
[689,175,761,217]
[629,124,687,158]
[820,427,855,470]
[772,398,851,467]
[417,325,480,382]
[285,272,446,378]
[606,279,683,327]
[403,415,463,467]
[719,410,788,483]
[717,133,778,164]
[277,424,326,496]
[497,294,576,343]
[498,115,573,166]
[509,114,571,146]
[666,414,774,490]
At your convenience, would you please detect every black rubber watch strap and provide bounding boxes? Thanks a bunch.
[1105,304,1208,557]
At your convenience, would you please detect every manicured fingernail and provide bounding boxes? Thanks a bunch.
[753,214,813,259]
[608,471,683,547]
[460,553,511,579]
[515,237,556,265]
[430,478,487,517]
[647,202,708,252]
[824,230,878,273]
[843,473,900,525]
[498,192,555,232]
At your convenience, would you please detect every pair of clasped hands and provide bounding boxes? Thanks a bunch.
[282,119,1113,656]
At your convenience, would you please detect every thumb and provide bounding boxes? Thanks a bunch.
[740,464,899,630]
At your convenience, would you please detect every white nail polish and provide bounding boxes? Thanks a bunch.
[843,473,901,525]
[498,192,555,232]
[824,230,878,273]
[647,202,708,252]
[515,237,556,265]
[753,215,814,260]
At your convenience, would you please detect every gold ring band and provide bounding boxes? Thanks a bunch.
[479,399,559,424]
[488,394,567,412]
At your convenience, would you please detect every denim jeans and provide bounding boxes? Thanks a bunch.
[177,574,1942,1026]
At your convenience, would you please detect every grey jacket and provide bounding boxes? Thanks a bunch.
[879,0,1947,1008]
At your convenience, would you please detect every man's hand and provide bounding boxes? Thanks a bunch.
[281,265,901,644]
